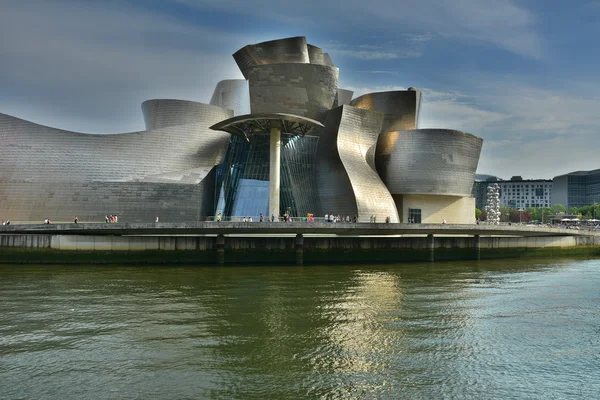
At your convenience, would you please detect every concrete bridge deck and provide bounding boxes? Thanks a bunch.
[1,222,597,237]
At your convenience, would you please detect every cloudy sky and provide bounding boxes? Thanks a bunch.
[1,0,599,179]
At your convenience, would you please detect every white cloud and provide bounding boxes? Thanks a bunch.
[327,35,433,60]
[341,78,600,179]
[174,0,543,58]
[0,0,244,132]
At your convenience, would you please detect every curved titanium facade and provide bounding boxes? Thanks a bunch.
[142,99,231,131]
[376,129,483,196]
[209,79,250,116]
[307,44,326,65]
[0,101,232,222]
[233,36,310,79]
[247,63,339,123]
[350,89,421,133]
[334,88,354,107]
[316,106,400,222]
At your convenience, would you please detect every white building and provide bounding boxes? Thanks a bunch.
[473,176,553,209]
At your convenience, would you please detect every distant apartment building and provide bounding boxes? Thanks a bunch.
[552,169,600,209]
[473,176,552,209]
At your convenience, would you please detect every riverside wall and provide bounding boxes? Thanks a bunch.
[2,234,600,265]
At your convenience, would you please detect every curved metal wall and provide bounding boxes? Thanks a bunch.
[334,88,354,107]
[209,79,250,116]
[307,44,326,65]
[247,63,339,123]
[142,99,230,131]
[350,89,421,133]
[316,106,399,222]
[0,101,232,222]
[376,129,483,196]
[233,36,310,79]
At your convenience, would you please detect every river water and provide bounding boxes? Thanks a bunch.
[1,259,599,399]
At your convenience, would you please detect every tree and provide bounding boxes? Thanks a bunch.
[499,206,511,222]
[568,207,579,215]
[527,207,551,223]
[475,208,482,220]
[480,210,487,221]
[550,204,566,215]
[509,209,532,223]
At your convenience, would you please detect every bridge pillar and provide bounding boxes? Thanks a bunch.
[474,234,481,260]
[295,233,304,265]
[427,234,435,262]
[216,234,225,265]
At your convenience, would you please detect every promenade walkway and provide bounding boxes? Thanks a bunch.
[1,222,597,237]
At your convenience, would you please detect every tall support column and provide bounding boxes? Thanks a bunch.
[269,126,281,222]
[427,234,435,262]
[295,233,304,265]
[474,234,481,260]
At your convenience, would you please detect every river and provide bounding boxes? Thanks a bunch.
[1,259,599,399]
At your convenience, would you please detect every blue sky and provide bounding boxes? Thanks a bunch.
[1,0,600,179]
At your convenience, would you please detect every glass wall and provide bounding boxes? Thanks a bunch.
[215,133,320,218]
[408,208,422,223]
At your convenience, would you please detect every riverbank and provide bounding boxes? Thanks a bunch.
[2,234,600,264]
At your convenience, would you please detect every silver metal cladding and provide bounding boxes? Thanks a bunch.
[376,129,483,196]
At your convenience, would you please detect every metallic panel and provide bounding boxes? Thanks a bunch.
[142,99,229,131]
[376,129,483,196]
[322,53,334,67]
[316,106,400,222]
[333,88,354,107]
[233,36,310,79]
[307,44,326,65]
[0,101,232,222]
[209,79,250,116]
[210,113,323,141]
[247,63,339,123]
[350,88,421,132]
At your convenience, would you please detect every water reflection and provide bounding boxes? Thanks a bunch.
[1,259,599,399]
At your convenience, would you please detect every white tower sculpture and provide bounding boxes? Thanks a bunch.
[485,183,501,224]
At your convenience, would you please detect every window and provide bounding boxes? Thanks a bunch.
[408,208,422,224]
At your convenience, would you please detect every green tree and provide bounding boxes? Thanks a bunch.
[568,207,579,215]
[475,208,482,220]
[527,207,551,223]
[550,204,566,214]
[499,206,511,222]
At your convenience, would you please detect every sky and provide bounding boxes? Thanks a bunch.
[1,0,600,179]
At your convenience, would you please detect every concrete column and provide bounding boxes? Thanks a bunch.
[216,234,225,265]
[427,234,435,262]
[474,234,481,260]
[295,233,304,265]
[269,126,281,221]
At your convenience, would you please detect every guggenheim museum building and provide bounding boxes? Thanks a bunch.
[0,37,483,224]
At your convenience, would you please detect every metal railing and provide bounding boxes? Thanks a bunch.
[205,216,362,223]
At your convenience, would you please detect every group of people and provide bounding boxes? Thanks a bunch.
[325,214,356,223]
[105,215,118,223]
[1,220,10,225]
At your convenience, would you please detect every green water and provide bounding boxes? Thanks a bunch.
[1,259,599,399]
